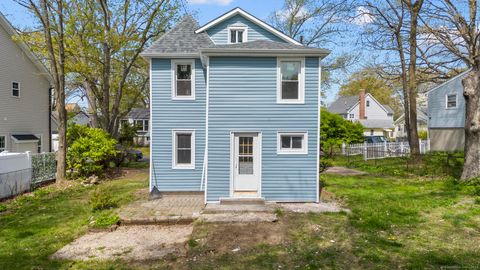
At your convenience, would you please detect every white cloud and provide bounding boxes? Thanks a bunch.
[188,0,233,6]
[352,6,374,26]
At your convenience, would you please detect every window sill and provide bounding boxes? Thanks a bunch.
[172,96,195,101]
[172,165,195,170]
[277,100,305,105]
[277,150,308,155]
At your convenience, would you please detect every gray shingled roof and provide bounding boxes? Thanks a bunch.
[358,119,394,129]
[142,16,214,55]
[328,95,394,115]
[126,108,149,120]
[327,96,359,114]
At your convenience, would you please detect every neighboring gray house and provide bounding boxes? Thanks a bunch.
[0,12,51,153]
[141,8,327,203]
[427,71,468,151]
[328,91,395,138]
[394,108,429,141]
[121,108,150,146]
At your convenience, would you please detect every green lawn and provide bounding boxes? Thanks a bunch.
[1,164,479,269]
[0,169,148,270]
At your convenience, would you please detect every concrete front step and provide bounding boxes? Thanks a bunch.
[203,202,278,214]
[219,197,266,205]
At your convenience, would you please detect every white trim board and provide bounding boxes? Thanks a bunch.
[317,59,321,203]
[195,7,302,45]
[149,58,153,192]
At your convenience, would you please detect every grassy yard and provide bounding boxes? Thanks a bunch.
[1,162,480,269]
[0,169,148,270]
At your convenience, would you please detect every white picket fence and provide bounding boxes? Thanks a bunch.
[342,140,430,160]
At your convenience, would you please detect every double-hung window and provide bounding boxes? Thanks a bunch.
[134,119,149,132]
[12,82,20,97]
[172,130,195,169]
[172,60,195,100]
[446,94,457,109]
[277,58,305,104]
[228,27,247,43]
[277,132,308,154]
[0,136,5,152]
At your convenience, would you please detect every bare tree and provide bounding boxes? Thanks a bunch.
[422,0,480,179]
[269,0,358,98]
[17,0,68,181]
[361,0,424,158]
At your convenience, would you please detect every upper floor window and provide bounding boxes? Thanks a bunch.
[446,94,457,109]
[366,100,370,107]
[228,27,247,43]
[277,58,305,104]
[172,60,195,100]
[349,114,354,119]
[12,82,20,97]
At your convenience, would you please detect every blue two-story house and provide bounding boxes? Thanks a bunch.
[427,70,468,151]
[141,8,329,203]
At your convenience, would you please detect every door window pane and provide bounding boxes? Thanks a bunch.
[238,136,254,175]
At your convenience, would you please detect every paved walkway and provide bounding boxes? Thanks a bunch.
[118,193,204,224]
[324,166,366,176]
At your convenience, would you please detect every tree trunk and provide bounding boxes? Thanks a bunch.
[84,80,99,128]
[461,68,480,180]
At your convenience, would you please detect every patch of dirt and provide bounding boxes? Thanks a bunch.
[52,225,193,261]
[324,166,366,176]
[280,202,349,213]
[188,220,288,256]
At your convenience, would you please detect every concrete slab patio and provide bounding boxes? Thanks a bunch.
[118,193,204,224]
[52,225,193,261]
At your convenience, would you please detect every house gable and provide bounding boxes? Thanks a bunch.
[196,8,300,45]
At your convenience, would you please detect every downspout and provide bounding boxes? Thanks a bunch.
[48,87,53,152]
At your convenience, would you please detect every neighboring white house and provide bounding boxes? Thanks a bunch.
[121,108,150,146]
[394,108,429,141]
[0,12,51,153]
[328,91,395,138]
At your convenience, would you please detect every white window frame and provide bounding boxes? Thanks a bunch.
[12,81,20,98]
[0,135,6,152]
[277,58,305,104]
[228,26,248,44]
[445,93,458,109]
[134,119,149,132]
[172,129,195,169]
[277,132,308,154]
[171,59,195,100]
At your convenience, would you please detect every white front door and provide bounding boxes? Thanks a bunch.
[233,133,260,192]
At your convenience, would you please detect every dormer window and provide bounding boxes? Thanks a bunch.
[228,26,247,43]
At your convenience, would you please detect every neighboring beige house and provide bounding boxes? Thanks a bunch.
[0,12,51,153]
[328,90,395,139]
[394,108,429,141]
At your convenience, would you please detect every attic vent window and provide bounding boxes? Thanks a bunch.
[228,27,247,43]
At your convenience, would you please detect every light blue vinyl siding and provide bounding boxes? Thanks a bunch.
[428,73,466,128]
[207,57,319,202]
[206,14,287,44]
[150,58,205,191]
